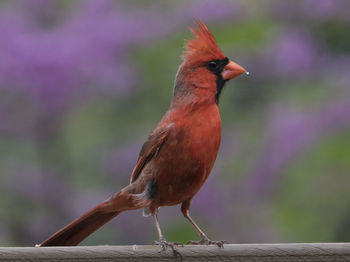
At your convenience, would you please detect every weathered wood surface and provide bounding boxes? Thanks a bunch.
[0,243,350,261]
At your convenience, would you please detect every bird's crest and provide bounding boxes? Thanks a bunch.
[183,19,226,65]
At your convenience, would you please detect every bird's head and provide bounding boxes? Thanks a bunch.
[173,20,247,105]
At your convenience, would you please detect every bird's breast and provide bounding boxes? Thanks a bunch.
[153,103,221,206]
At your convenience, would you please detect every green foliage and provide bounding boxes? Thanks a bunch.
[274,131,350,242]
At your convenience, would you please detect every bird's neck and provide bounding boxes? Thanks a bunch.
[170,85,216,110]
[171,74,217,110]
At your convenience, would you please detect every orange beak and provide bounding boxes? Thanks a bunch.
[222,60,247,80]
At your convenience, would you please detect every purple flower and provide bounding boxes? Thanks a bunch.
[192,174,231,223]
[245,99,350,198]
[269,30,318,77]
[177,0,242,23]
[5,168,73,205]
[0,0,243,126]
[101,140,144,183]
[272,0,350,22]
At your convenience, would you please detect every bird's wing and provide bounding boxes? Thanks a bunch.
[130,124,172,183]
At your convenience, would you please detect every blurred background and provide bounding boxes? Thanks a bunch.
[1,0,350,246]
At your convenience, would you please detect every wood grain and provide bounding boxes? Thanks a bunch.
[0,243,350,261]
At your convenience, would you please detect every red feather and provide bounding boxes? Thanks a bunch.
[184,19,226,65]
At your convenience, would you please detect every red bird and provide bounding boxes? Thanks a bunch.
[39,20,247,253]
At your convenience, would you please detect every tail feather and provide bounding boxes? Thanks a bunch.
[39,187,148,246]
[39,204,121,246]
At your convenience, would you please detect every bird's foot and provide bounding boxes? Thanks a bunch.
[155,238,183,258]
[187,235,226,248]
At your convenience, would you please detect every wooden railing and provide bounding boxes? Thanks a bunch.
[1,243,350,261]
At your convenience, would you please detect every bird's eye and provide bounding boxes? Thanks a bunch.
[208,61,218,69]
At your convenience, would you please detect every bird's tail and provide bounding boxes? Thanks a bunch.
[39,189,147,246]
[39,204,121,246]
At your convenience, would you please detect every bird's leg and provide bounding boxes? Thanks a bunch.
[152,208,183,258]
[181,200,226,248]
[183,212,225,247]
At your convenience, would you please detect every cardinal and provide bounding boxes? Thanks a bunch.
[39,20,247,254]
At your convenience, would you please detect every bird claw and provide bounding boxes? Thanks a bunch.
[172,241,185,247]
[187,237,226,248]
[155,239,183,258]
